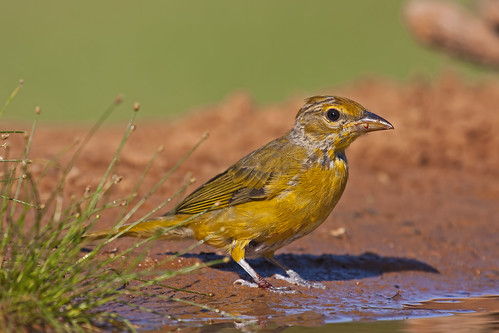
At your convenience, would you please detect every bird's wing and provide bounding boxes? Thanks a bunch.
[174,137,303,215]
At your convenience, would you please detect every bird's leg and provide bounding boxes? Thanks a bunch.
[231,240,295,293]
[234,258,274,289]
[234,258,296,293]
[265,255,326,289]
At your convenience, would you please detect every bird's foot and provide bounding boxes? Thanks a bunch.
[273,270,326,289]
[233,278,298,294]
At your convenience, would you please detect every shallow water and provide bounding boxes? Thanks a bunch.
[125,292,498,332]
[104,251,498,332]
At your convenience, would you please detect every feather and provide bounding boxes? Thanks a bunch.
[174,137,306,215]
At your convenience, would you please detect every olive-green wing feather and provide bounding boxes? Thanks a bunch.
[173,136,304,215]
[173,167,272,214]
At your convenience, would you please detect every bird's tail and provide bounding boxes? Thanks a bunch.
[83,214,194,241]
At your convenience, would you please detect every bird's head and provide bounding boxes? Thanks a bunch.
[290,95,393,152]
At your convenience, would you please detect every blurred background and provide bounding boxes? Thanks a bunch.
[0,0,488,122]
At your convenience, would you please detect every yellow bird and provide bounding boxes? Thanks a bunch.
[87,96,393,291]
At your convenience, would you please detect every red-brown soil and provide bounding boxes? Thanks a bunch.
[4,73,498,330]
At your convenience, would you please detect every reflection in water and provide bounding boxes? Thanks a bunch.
[193,309,497,333]
[111,251,496,331]
[405,312,498,333]
[134,295,498,332]
[403,296,499,333]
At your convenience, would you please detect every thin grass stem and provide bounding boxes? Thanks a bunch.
[0,80,23,120]
[117,132,208,228]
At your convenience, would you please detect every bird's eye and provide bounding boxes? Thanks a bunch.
[326,108,340,122]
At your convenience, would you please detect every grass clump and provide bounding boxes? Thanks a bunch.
[0,82,227,332]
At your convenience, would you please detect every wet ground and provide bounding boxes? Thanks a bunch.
[12,74,499,331]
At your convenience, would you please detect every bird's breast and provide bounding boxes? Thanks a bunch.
[278,152,349,228]
[244,152,349,256]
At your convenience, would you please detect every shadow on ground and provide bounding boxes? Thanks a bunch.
[162,251,439,282]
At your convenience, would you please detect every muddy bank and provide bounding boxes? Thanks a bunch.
[6,73,499,330]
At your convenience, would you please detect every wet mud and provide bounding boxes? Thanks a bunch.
[8,74,499,330]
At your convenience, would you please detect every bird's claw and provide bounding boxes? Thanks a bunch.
[233,279,298,294]
[272,273,326,289]
[233,278,259,288]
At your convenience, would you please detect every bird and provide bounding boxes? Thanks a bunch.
[86,95,393,292]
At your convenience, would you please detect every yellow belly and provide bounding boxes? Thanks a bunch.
[188,155,349,258]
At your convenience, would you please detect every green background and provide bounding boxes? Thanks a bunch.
[0,0,483,122]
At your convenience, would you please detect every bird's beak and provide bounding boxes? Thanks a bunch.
[353,111,394,133]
